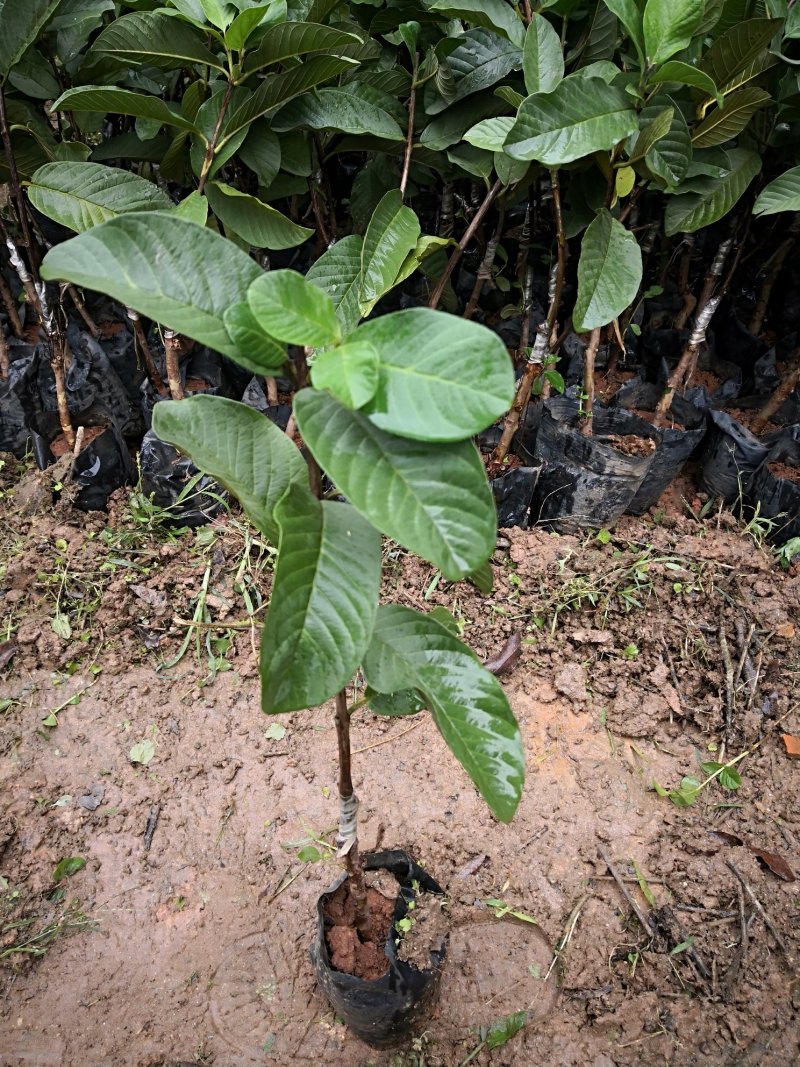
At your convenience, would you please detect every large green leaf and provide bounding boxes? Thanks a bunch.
[642,97,692,189]
[8,44,61,99]
[238,121,281,186]
[27,162,171,233]
[691,86,771,147]
[243,21,363,72]
[220,55,357,147]
[311,340,379,409]
[648,61,721,103]
[151,395,307,544]
[604,0,645,63]
[272,83,405,140]
[293,389,496,580]
[90,11,224,71]
[664,147,760,235]
[574,210,642,332]
[698,19,782,94]
[206,181,313,249]
[628,106,674,163]
[429,0,525,46]
[643,0,704,65]
[505,78,638,165]
[50,86,200,134]
[248,269,341,346]
[40,213,262,360]
[359,191,421,317]
[362,605,524,823]
[420,94,508,152]
[523,13,564,95]
[464,116,516,151]
[353,309,515,442]
[305,235,363,336]
[753,165,800,216]
[260,491,381,714]
[223,302,288,373]
[426,30,522,116]
[0,0,59,76]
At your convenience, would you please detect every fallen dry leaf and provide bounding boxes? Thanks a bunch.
[456,853,488,879]
[783,734,800,760]
[483,632,522,676]
[775,622,795,639]
[749,847,795,883]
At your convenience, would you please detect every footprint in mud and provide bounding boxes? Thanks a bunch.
[210,918,559,1062]
[433,919,560,1037]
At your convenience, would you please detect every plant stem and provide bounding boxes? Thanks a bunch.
[751,344,800,434]
[428,179,503,309]
[490,171,566,464]
[0,83,38,271]
[66,284,100,338]
[749,216,800,336]
[0,322,9,380]
[128,309,168,397]
[673,235,696,331]
[295,347,322,495]
[654,295,721,426]
[0,271,23,337]
[578,327,600,436]
[463,200,504,320]
[399,56,418,200]
[163,329,185,400]
[334,688,371,935]
[197,79,234,194]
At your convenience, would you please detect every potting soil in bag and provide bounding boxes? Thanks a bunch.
[311,850,447,1049]
[531,397,661,531]
[29,408,135,512]
[699,410,770,504]
[611,380,708,514]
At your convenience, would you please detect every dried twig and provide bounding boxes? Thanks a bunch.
[598,845,656,936]
[719,627,735,741]
[725,859,794,966]
[143,803,161,851]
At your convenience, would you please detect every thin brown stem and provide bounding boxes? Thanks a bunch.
[0,322,9,379]
[463,201,505,321]
[578,327,600,436]
[749,217,800,336]
[673,236,696,330]
[51,334,75,448]
[751,345,800,435]
[491,172,566,465]
[0,272,23,337]
[334,689,370,934]
[399,57,418,199]
[197,80,234,194]
[428,179,503,309]
[128,310,167,397]
[654,295,722,425]
[295,347,322,496]
[67,284,101,338]
[163,329,185,401]
[265,375,279,406]
[0,83,38,272]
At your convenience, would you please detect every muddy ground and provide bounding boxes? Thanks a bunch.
[1,459,799,1067]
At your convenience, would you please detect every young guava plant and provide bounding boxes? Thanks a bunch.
[39,210,525,992]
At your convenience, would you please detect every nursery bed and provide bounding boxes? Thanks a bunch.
[1,475,798,1066]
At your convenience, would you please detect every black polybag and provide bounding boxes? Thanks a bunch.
[0,344,37,456]
[491,465,542,528]
[29,409,135,512]
[746,427,800,546]
[531,397,661,531]
[139,427,226,527]
[310,850,447,1049]
[698,411,771,504]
